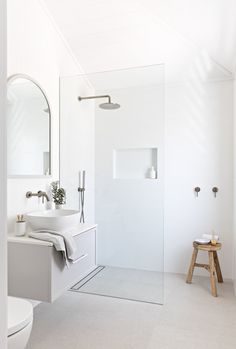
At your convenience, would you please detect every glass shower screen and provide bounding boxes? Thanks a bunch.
[60,64,165,304]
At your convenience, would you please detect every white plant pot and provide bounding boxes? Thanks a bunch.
[55,204,63,210]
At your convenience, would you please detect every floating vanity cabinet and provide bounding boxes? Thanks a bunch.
[8,224,97,302]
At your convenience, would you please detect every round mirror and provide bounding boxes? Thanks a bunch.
[7,74,51,177]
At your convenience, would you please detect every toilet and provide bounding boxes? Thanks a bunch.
[8,297,33,349]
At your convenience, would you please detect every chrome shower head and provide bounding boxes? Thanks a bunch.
[78,95,120,110]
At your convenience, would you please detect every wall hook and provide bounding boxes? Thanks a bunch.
[212,187,218,197]
[194,187,201,197]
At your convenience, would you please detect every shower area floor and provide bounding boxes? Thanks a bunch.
[70,266,164,304]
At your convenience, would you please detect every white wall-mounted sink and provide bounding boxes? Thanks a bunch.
[26,209,80,232]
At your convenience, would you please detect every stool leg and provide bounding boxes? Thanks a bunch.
[209,251,217,297]
[186,248,198,284]
[213,251,223,283]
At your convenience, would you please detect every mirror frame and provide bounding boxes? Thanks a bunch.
[7,74,52,178]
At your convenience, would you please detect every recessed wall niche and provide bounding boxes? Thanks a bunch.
[113,148,158,180]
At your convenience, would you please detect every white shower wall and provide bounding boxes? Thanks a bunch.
[95,84,165,271]
[60,75,234,279]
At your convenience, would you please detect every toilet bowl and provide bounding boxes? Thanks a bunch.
[8,297,33,349]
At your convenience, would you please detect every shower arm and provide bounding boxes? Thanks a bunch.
[78,95,111,103]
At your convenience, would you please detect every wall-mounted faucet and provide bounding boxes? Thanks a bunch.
[26,191,50,204]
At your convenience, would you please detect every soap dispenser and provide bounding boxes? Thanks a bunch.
[149,166,157,179]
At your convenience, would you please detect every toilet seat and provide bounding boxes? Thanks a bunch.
[8,297,33,337]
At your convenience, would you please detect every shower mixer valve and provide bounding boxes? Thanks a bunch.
[78,170,86,223]
[194,187,201,197]
[212,187,219,197]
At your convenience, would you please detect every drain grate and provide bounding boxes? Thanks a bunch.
[70,266,105,291]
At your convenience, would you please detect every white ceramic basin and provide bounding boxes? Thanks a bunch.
[26,209,80,232]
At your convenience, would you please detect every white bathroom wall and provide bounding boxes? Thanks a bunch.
[165,79,234,279]
[233,78,236,293]
[60,76,95,223]
[0,0,7,346]
[7,0,81,231]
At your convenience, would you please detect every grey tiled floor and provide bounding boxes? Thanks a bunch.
[27,273,236,349]
[72,266,164,304]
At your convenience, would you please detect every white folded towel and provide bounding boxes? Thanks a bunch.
[28,229,77,267]
[202,233,219,241]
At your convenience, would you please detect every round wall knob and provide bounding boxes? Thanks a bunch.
[194,187,201,197]
[212,187,219,197]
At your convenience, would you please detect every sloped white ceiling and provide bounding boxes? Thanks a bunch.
[41,0,236,81]
[141,0,236,73]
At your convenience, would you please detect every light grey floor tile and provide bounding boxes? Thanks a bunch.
[27,273,236,349]
[74,266,164,304]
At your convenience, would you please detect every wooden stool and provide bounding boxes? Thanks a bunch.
[186,242,223,297]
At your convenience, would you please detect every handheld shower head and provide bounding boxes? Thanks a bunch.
[78,95,120,110]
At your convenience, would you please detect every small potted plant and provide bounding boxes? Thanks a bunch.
[51,181,66,209]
